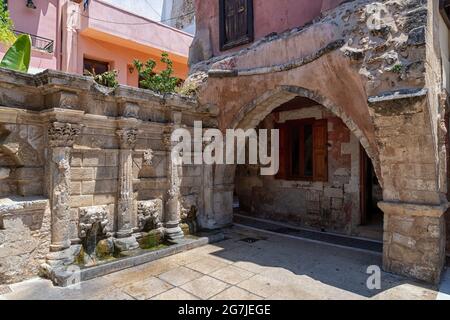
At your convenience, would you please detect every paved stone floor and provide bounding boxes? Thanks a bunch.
[0,226,442,300]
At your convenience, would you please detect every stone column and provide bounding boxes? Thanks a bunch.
[114,128,139,251]
[379,201,447,284]
[47,122,81,252]
[163,133,184,241]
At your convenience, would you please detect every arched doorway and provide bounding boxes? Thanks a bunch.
[230,92,383,240]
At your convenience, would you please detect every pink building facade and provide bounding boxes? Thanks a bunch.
[1,0,193,84]
[190,0,345,63]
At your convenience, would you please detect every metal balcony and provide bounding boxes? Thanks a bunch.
[13,30,54,53]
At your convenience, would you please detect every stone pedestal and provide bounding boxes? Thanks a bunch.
[163,132,184,241]
[380,201,447,284]
[115,128,139,250]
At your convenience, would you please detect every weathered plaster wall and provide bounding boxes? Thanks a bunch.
[190,0,346,62]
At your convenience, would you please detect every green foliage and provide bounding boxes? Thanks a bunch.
[0,3,16,46]
[85,69,119,88]
[392,63,403,74]
[0,34,31,72]
[133,52,179,94]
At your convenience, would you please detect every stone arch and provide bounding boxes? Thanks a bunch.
[0,128,43,168]
[205,85,383,233]
[228,85,381,186]
[0,126,44,197]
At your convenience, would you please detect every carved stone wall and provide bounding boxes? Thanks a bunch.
[0,69,216,284]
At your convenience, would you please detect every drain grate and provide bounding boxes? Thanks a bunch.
[240,237,260,244]
[0,285,12,296]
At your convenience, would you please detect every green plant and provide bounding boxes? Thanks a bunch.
[0,3,16,46]
[133,52,179,94]
[392,63,403,74]
[0,34,31,72]
[85,69,119,88]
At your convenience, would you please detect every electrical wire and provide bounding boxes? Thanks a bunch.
[78,10,195,26]
[144,0,162,18]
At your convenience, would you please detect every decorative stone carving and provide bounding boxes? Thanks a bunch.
[163,131,184,241]
[49,147,72,251]
[48,122,81,147]
[116,128,138,149]
[122,102,140,119]
[79,206,111,239]
[143,149,154,166]
[137,199,163,231]
[58,91,79,109]
[180,196,198,235]
[162,133,172,150]
[115,127,140,249]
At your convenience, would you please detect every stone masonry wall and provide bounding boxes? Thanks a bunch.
[0,69,217,284]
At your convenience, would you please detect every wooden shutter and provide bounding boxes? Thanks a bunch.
[276,122,289,179]
[313,120,328,182]
[219,0,254,50]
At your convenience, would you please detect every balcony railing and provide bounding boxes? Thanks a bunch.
[13,30,54,53]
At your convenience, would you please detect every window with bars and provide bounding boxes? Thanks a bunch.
[276,119,328,182]
[219,0,254,51]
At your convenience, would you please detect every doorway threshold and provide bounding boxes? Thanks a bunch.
[234,214,383,254]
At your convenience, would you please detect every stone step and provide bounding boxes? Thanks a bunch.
[233,214,383,254]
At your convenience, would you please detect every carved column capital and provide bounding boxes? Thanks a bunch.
[48,122,82,148]
[116,128,138,149]
[162,133,173,150]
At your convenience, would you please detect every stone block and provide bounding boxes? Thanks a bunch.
[70,195,93,208]
[82,151,106,167]
[93,194,116,206]
[331,198,343,210]
[15,168,43,180]
[71,168,94,181]
[324,187,343,198]
[18,182,43,196]
[70,182,82,195]
[104,151,118,167]
[71,152,83,167]
[95,167,118,180]
[82,180,118,195]
[392,233,416,249]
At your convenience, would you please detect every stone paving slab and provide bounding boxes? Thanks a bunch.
[181,276,230,300]
[159,266,203,286]
[0,227,440,300]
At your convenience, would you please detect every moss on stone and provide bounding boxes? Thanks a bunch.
[139,230,163,249]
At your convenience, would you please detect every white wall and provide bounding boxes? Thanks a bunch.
[102,0,164,22]
[161,0,195,34]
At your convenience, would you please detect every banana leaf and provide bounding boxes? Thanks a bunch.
[0,34,31,72]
